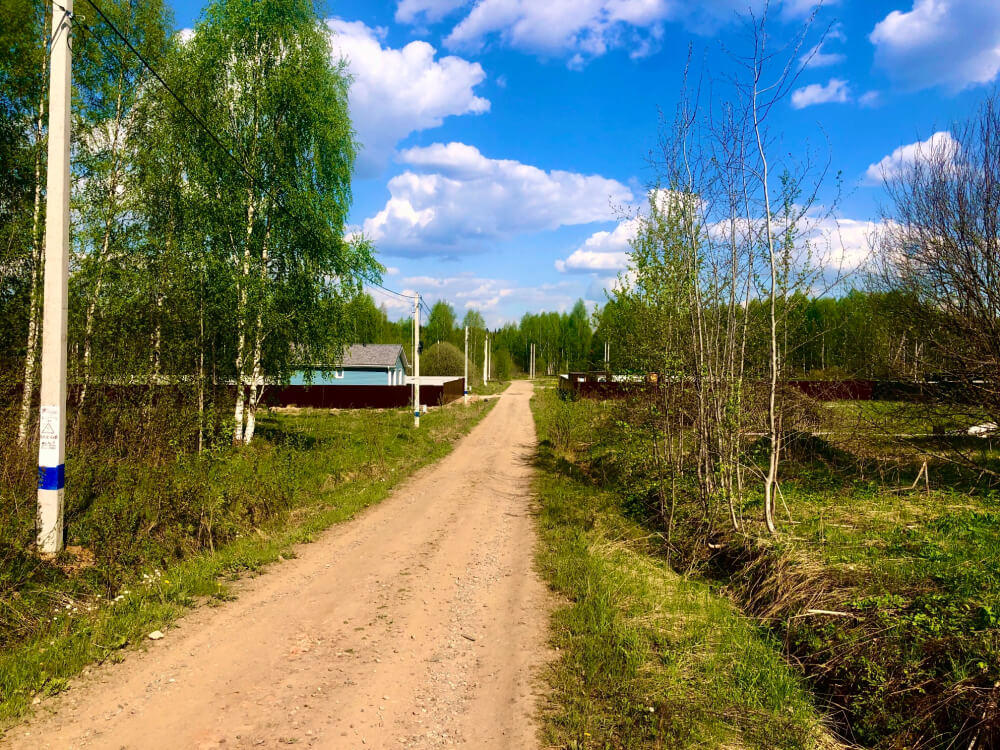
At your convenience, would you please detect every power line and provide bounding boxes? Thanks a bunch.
[364,276,420,302]
[76,0,258,194]
[63,0,426,306]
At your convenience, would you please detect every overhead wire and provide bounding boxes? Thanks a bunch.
[64,0,424,304]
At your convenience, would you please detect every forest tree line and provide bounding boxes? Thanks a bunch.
[345,287,943,385]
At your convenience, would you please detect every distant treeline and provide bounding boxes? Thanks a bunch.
[346,288,939,384]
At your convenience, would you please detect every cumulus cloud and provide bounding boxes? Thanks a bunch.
[395,0,468,24]
[791,78,851,108]
[399,0,810,67]
[555,189,707,275]
[327,19,490,177]
[555,218,640,273]
[361,142,634,256]
[870,0,1000,91]
[556,206,877,283]
[864,131,959,183]
[806,216,878,272]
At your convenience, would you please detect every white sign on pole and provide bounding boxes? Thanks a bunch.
[39,405,61,467]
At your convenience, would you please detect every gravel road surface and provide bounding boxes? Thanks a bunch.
[5,380,549,750]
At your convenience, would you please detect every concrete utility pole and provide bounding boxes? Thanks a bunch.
[483,336,488,384]
[488,335,492,382]
[37,0,73,554]
[604,341,610,371]
[413,294,421,428]
[463,326,469,405]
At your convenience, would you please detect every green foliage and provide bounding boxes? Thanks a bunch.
[420,341,466,377]
[545,372,1000,747]
[770,481,1000,748]
[3,0,379,451]
[492,348,512,380]
[424,300,458,347]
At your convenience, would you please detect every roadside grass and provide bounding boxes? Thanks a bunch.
[821,401,1000,468]
[0,401,494,728]
[531,388,1000,747]
[471,380,510,396]
[531,387,836,749]
[751,463,1000,747]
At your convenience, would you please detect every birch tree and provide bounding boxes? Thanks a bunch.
[1,0,49,445]
[70,0,171,410]
[181,0,375,445]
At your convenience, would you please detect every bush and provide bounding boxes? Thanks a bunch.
[494,349,512,380]
[420,341,468,377]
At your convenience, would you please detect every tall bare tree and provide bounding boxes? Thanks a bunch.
[876,93,1000,473]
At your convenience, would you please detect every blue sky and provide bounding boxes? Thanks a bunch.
[168,0,1000,325]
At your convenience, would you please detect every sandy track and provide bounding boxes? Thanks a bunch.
[5,381,549,750]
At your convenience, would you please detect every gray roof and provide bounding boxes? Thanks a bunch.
[340,344,408,369]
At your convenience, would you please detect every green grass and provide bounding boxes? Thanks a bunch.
[525,385,1000,748]
[471,379,510,396]
[0,401,494,728]
[531,388,835,750]
[762,466,1000,747]
[824,400,992,430]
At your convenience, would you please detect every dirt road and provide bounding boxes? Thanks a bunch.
[5,381,550,750]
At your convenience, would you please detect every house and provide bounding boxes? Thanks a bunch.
[290,344,409,386]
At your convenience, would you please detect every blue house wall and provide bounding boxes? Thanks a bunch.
[290,357,407,386]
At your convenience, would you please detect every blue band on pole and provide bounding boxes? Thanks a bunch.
[38,465,65,491]
[415,411,420,418]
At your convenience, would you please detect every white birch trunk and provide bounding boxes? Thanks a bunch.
[753,82,781,535]
[16,93,47,446]
[243,224,270,446]
[232,195,256,445]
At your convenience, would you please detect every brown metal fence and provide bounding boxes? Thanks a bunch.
[3,378,468,412]
[558,374,942,403]
[265,379,465,409]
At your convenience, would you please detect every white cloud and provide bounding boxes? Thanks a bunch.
[362,142,634,255]
[806,216,878,272]
[395,0,468,24]
[858,90,881,108]
[420,0,811,67]
[554,189,706,274]
[556,205,877,283]
[177,27,194,44]
[870,0,1000,91]
[801,24,846,68]
[791,78,850,109]
[327,19,490,177]
[555,218,640,273]
[864,131,959,183]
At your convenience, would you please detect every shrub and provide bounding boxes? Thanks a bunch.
[420,341,468,377]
